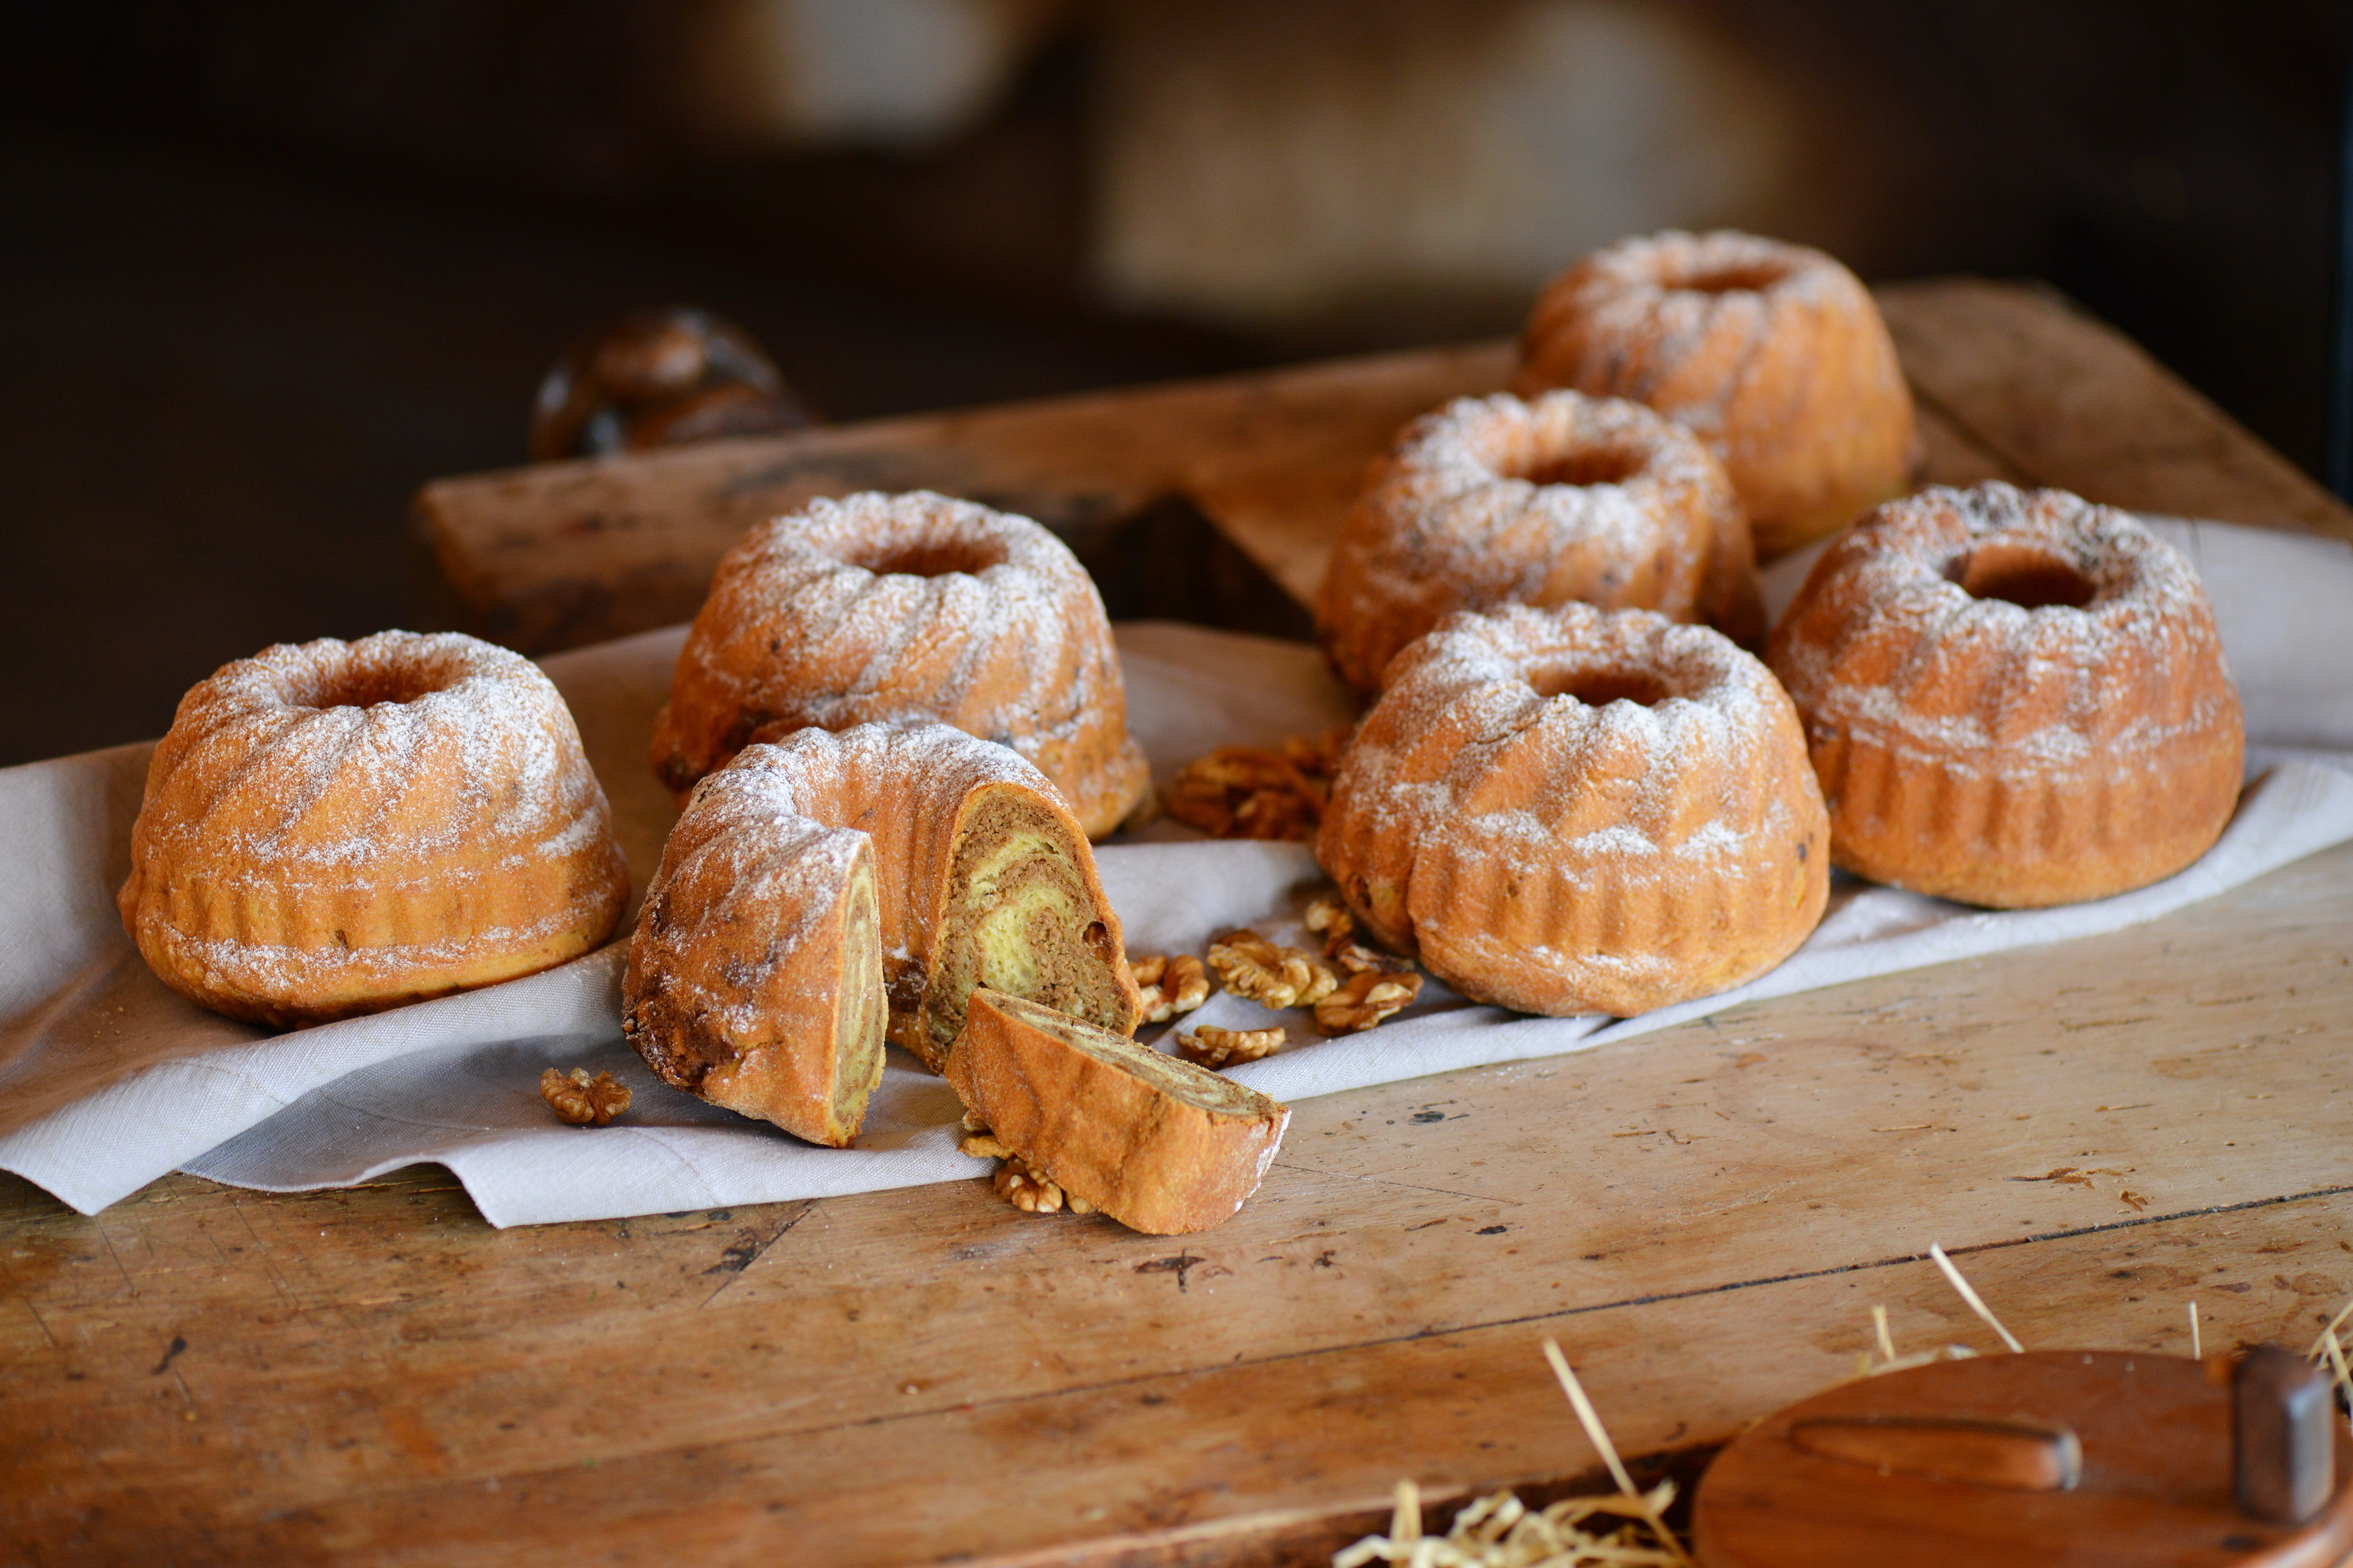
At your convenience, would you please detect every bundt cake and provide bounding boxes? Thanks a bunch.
[119,630,630,1028]
[1514,230,1918,559]
[1316,603,1829,1017]
[1316,390,1763,691]
[949,988,1290,1234]
[1765,483,2245,908]
[649,490,1150,837]
[625,722,1141,1144]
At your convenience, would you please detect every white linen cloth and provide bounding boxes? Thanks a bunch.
[2,518,2349,1225]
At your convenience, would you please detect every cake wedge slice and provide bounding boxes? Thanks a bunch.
[948,988,1291,1234]
[626,723,1139,1146]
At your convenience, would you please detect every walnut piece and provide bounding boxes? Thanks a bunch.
[1208,929,1339,1009]
[989,1153,1095,1215]
[1131,952,1210,1023]
[1174,1024,1286,1070]
[540,1067,632,1126]
[960,1130,1016,1160]
[1285,730,1345,774]
[1313,970,1424,1035]
[1331,938,1400,976]
[1160,729,1350,842]
[958,1113,1014,1161]
[1303,893,1414,975]
[1303,895,1354,943]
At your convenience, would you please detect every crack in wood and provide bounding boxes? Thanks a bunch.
[534,1185,2353,1462]
[1267,1161,1523,1207]
[1133,1253,1229,1292]
[969,1185,2353,1413]
[697,1202,816,1309]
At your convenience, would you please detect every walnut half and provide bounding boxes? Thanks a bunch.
[1304,893,1413,976]
[1159,729,1348,843]
[959,1130,1016,1161]
[990,1153,1096,1216]
[1129,953,1211,1023]
[541,1067,632,1126]
[1208,929,1339,1009]
[1303,894,1355,947]
[1313,970,1424,1036]
[1174,1024,1286,1071]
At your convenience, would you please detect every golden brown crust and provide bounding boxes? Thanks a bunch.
[624,806,882,1148]
[624,724,1140,1147]
[1317,603,1828,1017]
[1318,391,1763,691]
[1514,230,1918,559]
[118,631,629,1028]
[648,490,1149,837]
[1765,483,2245,908]
[948,989,1290,1235]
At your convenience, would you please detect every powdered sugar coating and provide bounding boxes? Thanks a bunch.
[627,719,1133,1088]
[1318,603,1828,1017]
[119,630,629,1026]
[624,730,899,1146]
[649,490,1148,836]
[668,722,1058,974]
[628,783,871,1046]
[1514,229,1916,554]
[1765,483,2244,906]
[1317,391,1763,690]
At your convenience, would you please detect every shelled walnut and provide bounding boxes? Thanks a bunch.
[1160,729,1348,842]
[1174,1024,1286,1070]
[990,1153,1095,1215]
[959,1128,1015,1161]
[1129,953,1210,1023]
[1304,894,1414,976]
[1303,895,1353,945]
[963,1116,1096,1216]
[540,1067,632,1126]
[1208,929,1339,1009]
[1313,970,1423,1035]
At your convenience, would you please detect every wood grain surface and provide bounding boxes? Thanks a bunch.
[7,283,2353,1566]
[5,841,2349,1565]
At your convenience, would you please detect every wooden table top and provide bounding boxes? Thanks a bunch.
[7,280,2353,1568]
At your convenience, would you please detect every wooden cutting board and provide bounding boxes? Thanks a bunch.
[4,279,2351,1568]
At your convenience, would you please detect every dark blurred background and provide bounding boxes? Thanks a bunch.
[4,0,2349,764]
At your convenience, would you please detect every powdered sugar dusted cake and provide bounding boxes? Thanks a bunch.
[119,630,629,1027]
[1514,230,1917,558]
[626,722,1141,1144]
[649,490,1149,837]
[1766,483,2244,908]
[1317,603,1829,1017]
[1317,390,1764,691]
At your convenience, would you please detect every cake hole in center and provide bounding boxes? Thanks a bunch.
[1948,543,2096,610]
[1514,444,1648,488]
[858,538,1005,578]
[307,667,454,710]
[1533,669,1673,708]
[1670,260,1792,295]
